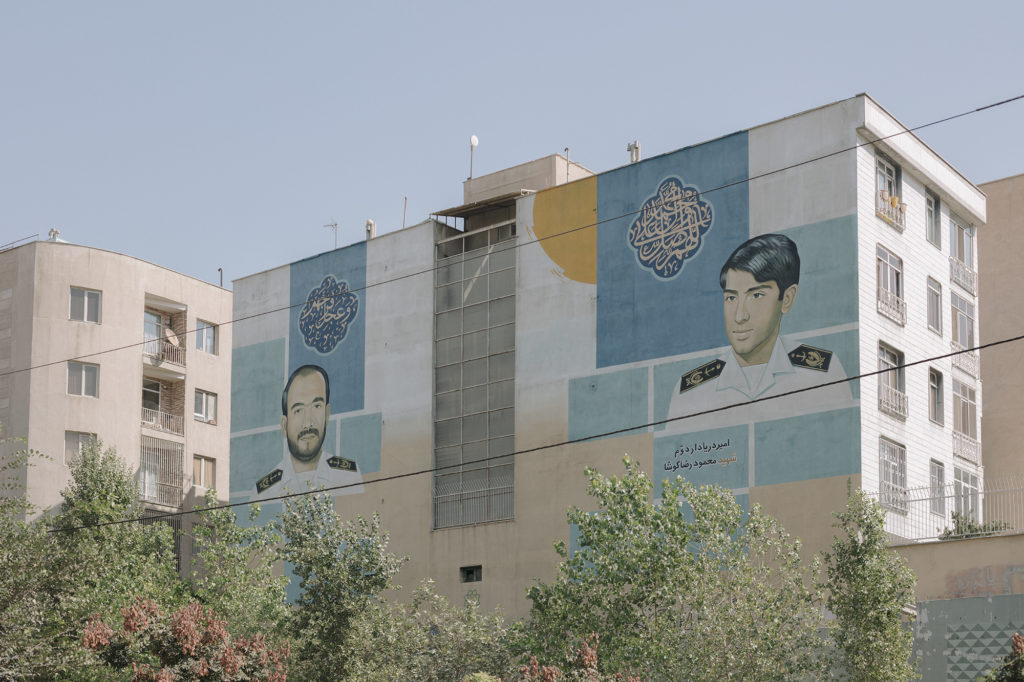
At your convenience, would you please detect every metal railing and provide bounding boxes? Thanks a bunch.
[878,383,908,420]
[876,287,906,325]
[953,431,981,465]
[139,436,184,508]
[951,341,979,377]
[876,191,906,231]
[143,339,187,367]
[869,479,1024,544]
[141,407,184,435]
[949,257,978,295]
[433,485,514,529]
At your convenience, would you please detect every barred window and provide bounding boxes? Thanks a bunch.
[879,438,907,512]
[140,435,184,508]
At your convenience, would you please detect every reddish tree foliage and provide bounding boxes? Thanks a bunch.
[517,634,642,682]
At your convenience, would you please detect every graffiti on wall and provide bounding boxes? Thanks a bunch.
[944,564,1024,599]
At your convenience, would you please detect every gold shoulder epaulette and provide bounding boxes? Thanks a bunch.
[327,456,358,472]
[679,359,726,394]
[256,469,283,493]
[788,344,832,372]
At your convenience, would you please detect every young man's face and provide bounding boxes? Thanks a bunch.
[722,268,797,366]
[281,371,330,463]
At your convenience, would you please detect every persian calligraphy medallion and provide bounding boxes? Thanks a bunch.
[298,275,359,353]
[627,176,714,279]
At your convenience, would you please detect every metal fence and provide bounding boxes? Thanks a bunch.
[141,407,184,435]
[868,477,1024,545]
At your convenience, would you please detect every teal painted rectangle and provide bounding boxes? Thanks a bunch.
[569,367,649,442]
[339,412,382,474]
[753,406,860,486]
[230,430,283,495]
[655,425,748,492]
[231,339,286,432]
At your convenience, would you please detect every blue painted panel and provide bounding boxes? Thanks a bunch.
[339,412,382,474]
[753,407,860,485]
[568,367,648,441]
[596,133,750,368]
[655,425,748,491]
[288,243,367,415]
[231,339,286,433]
[230,430,283,494]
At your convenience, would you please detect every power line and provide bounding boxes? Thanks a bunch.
[49,332,1022,533]
[4,92,1022,380]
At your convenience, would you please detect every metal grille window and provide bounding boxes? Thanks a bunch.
[67,361,99,397]
[433,224,516,529]
[64,431,96,465]
[926,192,941,247]
[954,467,980,522]
[927,278,942,334]
[879,438,907,512]
[140,435,184,507]
[142,508,183,572]
[929,460,945,516]
[70,287,101,323]
[928,368,943,425]
[952,379,977,439]
[951,292,975,347]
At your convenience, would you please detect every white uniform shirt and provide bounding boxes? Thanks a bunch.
[252,450,364,501]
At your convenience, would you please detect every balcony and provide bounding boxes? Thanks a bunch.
[143,339,187,368]
[949,257,978,295]
[953,431,981,465]
[139,435,184,508]
[876,287,906,326]
[951,341,979,377]
[141,407,184,436]
[878,383,908,420]
[876,190,906,231]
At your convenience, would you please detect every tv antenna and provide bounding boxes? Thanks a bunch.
[324,221,339,249]
[468,134,479,179]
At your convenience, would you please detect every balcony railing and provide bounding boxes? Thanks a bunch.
[953,431,981,465]
[876,287,906,325]
[951,341,980,377]
[876,191,906,231]
[878,383,908,420]
[141,407,184,436]
[950,257,978,295]
[870,478,1024,545]
[143,339,187,367]
[139,436,184,508]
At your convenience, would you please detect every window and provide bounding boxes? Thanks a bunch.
[193,455,216,490]
[876,245,905,324]
[954,467,979,522]
[877,156,898,198]
[194,390,217,424]
[926,191,941,247]
[67,361,99,397]
[879,438,907,512]
[875,155,905,230]
[950,213,974,266]
[140,435,184,507]
[70,287,101,323]
[952,379,977,439]
[927,278,942,334]
[142,379,162,412]
[877,344,906,419]
[64,431,96,465]
[143,310,163,355]
[929,460,946,516]
[928,369,944,425]
[951,292,975,348]
[460,565,483,583]
[196,320,217,355]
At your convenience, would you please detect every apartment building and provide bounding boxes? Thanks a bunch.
[0,236,232,565]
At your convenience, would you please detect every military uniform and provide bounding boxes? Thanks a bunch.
[665,335,853,431]
[252,451,363,501]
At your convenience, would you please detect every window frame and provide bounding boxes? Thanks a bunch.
[69,287,102,323]
[926,191,941,248]
[64,431,97,465]
[195,320,217,355]
[951,291,975,348]
[876,245,903,298]
[927,277,942,335]
[952,378,978,440]
[950,213,974,267]
[876,156,899,199]
[928,368,944,425]
[67,361,99,397]
[879,437,907,512]
[929,460,946,516]
[193,454,216,490]
[194,389,218,424]
[954,467,980,522]
[877,343,905,392]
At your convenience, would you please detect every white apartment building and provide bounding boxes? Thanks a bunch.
[0,236,231,564]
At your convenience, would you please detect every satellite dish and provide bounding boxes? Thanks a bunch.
[470,134,479,148]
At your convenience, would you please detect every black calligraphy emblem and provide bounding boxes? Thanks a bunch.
[299,275,359,353]
[628,177,714,279]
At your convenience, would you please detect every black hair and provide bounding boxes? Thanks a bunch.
[281,364,331,415]
[719,234,800,299]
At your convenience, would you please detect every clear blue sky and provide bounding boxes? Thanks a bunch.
[2,1,1022,288]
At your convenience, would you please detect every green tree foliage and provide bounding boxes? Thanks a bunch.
[938,510,1011,540]
[275,491,406,681]
[981,632,1024,681]
[519,457,827,680]
[821,487,918,681]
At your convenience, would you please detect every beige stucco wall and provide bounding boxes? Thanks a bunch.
[895,533,1024,602]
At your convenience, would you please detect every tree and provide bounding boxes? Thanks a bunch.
[981,632,1024,681]
[520,457,827,680]
[275,490,406,681]
[821,486,918,681]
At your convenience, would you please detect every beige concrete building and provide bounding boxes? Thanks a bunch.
[0,236,231,563]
